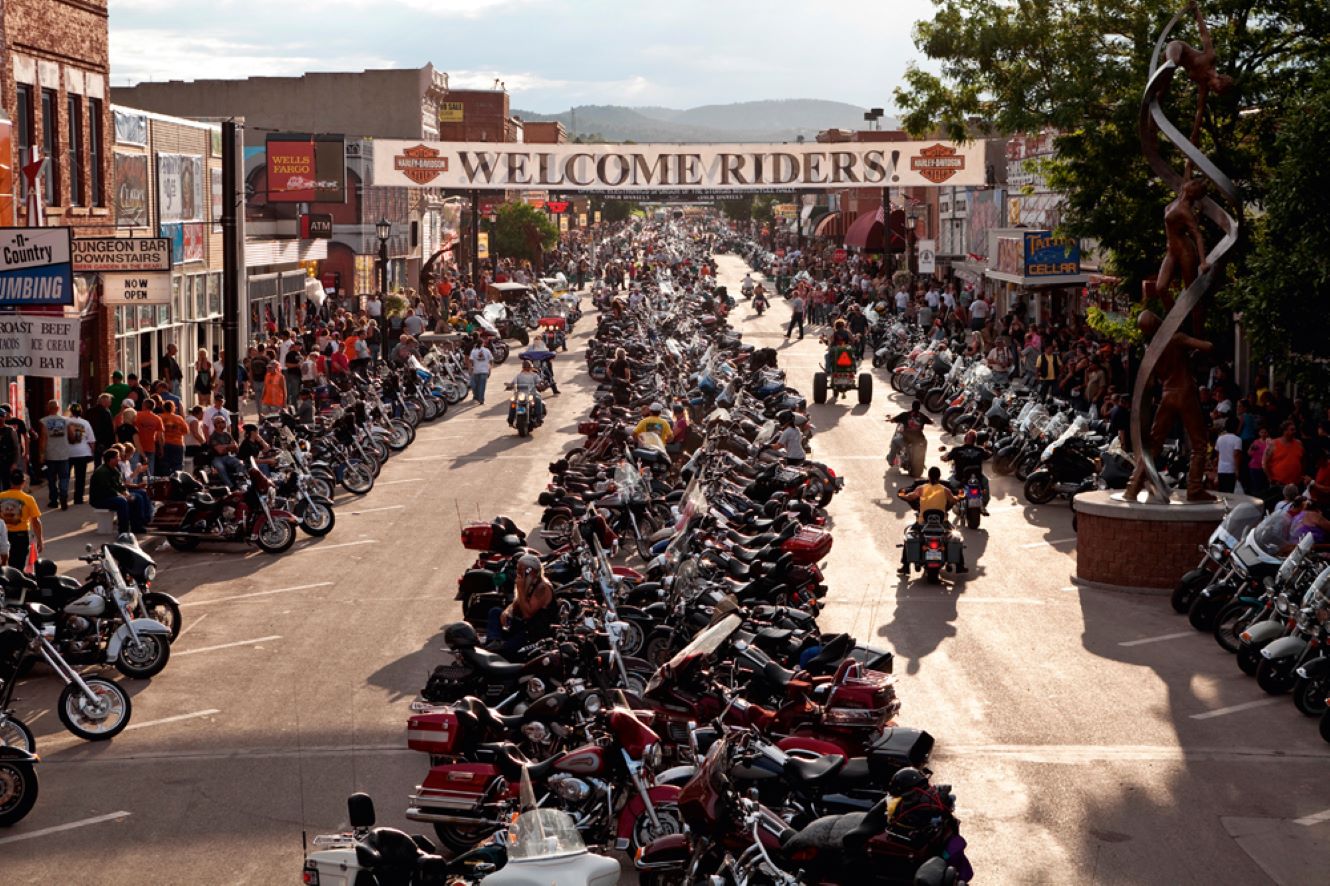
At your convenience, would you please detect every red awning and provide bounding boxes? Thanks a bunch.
[813,211,845,239]
[843,206,884,250]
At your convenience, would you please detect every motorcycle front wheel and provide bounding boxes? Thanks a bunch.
[387,420,412,451]
[1293,676,1329,717]
[0,758,39,826]
[298,500,336,537]
[631,803,685,854]
[256,519,298,554]
[115,633,171,679]
[0,715,35,753]
[1023,473,1057,505]
[142,592,182,641]
[1172,568,1210,614]
[58,678,131,741]
[341,463,375,495]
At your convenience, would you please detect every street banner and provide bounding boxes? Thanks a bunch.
[917,239,937,274]
[73,237,171,273]
[114,153,150,227]
[0,315,79,376]
[102,272,171,305]
[477,232,489,260]
[265,134,346,203]
[0,227,74,307]
[157,153,204,223]
[373,140,985,191]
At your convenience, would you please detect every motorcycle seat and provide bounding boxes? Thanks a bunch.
[834,756,872,785]
[494,534,526,555]
[762,659,797,690]
[785,753,845,787]
[780,810,871,854]
[484,742,561,782]
[463,696,527,734]
[755,626,794,644]
[460,646,525,679]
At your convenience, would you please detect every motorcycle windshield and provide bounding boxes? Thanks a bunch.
[482,303,507,323]
[504,809,587,861]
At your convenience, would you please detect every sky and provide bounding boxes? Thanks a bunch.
[108,0,938,113]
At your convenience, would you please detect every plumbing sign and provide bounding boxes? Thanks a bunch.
[0,227,74,307]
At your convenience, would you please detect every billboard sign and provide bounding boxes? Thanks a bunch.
[72,237,171,272]
[114,153,150,227]
[1023,231,1081,276]
[265,134,346,203]
[157,153,204,223]
[0,227,74,307]
[0,315,79,377]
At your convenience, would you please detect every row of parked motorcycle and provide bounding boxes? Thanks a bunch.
[302,223,973,884]
[1171,500,1330,742]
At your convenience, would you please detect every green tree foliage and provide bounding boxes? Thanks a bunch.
[598,199,640,223]
[488,202,559,264]
[894,0,1330,371]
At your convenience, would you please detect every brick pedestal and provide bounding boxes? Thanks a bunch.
[1074,491,1256,591]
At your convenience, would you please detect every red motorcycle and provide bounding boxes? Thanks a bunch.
[405,696,683,854]
[146,468,299,554]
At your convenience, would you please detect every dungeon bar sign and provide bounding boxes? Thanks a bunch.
[0,316,79,377]
[373,140,985,192]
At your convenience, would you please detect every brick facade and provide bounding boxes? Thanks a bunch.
[1076,510,1219,590]
[436,90,517,142]
[0,0,116,409]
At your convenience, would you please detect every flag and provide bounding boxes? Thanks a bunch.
[21,148,45,227]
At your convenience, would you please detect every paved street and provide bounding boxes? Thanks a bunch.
[3,255,1328,884]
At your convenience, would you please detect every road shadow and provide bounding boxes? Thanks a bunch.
[365,624,451,703]
[877,581,960,676]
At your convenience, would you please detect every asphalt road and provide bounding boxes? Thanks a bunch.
[2,255,1327,885]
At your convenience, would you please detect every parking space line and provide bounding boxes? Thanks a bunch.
[1118,631,1194,647]
[351,505,405,515]
[894,596,1047,605]
[175,635,281,656]
[292,539,376,554]
[1294,807,1330,827]
[0,811,131,846]
[377,478,423,485]
[1018,537,1077,549]
[181,582,334,607]
[126,709,220,731]
[1190,697,1284,720]
[176,613,208,638]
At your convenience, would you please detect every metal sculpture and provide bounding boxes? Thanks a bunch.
[1127,2,1240,503]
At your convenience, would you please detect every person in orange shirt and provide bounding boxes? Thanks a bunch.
[262,362,287,415]
[1265,420,1306,488]
[134,400,166,476]
[159,401,189,474]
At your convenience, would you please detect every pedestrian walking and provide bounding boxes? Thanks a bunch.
[37,400,71,510]
[1264,421,1305,489]
[193,349,214,406]
[160,402,188,475]
[468,341,495,405]
[65,404,95,506]
[0,470,42,571]
[785,293,805,340]
[1214,417,1243,494]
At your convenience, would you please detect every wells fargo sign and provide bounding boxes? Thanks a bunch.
[373,140,985,192]
[265,134,346,203]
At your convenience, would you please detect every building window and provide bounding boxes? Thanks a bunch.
[40,89,59,205]
[67,95,83,206]
[88,98,104,206]
[15,84,34,200]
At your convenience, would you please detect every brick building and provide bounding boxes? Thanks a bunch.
[434,89,522,143]
[114,65,451,310]
[0,0,115,412]
[522,120,568,144]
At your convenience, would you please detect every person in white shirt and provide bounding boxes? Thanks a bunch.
[64,404,96,506]
[771,411,806,462]
[403,312,426,337]
[467,343,495,405]
[202,394,231,431]
[925,288,941,310]
[1214,417,1244,494]
[894,288,911,315]
[969,295,991,330]
[365,294,383,319]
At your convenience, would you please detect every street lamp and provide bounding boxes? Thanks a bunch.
[376,217,391,295]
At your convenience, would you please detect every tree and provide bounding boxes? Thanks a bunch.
[489,202,558,264]
[598,199,639,223]
[894,0,1330,373]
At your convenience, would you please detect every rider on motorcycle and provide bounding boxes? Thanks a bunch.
[633,401,673,450]
[741,273,755,299]
[942,430,992,515]
[752,284,769,315]
[896,467,967,575]
[886,400,932,471]
[485,553,557,657]
[507,360,545,426]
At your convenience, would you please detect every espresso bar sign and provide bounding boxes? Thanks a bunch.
[0,316,79,377]
[373,140,985,191]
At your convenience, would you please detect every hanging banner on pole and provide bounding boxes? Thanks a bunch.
[0,315,79,376]
[917,239,937,274]
[373,140,984,191]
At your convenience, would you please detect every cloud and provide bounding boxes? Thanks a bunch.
[110,29,395,85]
[114,0,541,17]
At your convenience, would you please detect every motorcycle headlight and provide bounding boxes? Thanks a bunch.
[525,677,546,699]
[583,693,602,715]
[1208,543,1225,561]
[644,742,662,770]
[143,566,157,583]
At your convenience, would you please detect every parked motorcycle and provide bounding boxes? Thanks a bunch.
[147,467,300,554]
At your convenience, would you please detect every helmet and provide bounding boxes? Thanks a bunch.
[443,622,480,649]
[888,767,930,796]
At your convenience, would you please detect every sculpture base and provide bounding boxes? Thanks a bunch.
[1073,490,1258,592]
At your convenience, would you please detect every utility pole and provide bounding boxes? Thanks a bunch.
[221,118,243,432]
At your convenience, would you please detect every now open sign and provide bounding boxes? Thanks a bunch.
[103,272,171,305]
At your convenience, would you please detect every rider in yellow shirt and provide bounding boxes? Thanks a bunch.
[633,402,674,447]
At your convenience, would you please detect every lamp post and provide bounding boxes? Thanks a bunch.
[906,210,919,277]
[376,217,391,297]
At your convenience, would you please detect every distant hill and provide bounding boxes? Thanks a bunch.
[513,100,892,143]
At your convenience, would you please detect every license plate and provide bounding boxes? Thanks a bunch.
[925,550,943,562]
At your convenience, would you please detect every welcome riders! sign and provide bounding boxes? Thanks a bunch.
[373,141,984,191]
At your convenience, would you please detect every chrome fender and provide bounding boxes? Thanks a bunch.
[1260,636,1308,662]
[655,765,696,788]
[1241,621,1288,647]
[107,618,173,660]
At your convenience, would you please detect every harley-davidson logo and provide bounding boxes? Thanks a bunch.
[910,143,965,184]
[394,144,449,185]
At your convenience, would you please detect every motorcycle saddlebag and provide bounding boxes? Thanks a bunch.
[782,526,834,565]
[407,710,463,756]
[946,538,965,566]
[460,523,494,551]
[577,421,601,437]
[147,500,191,529]
[867,727,935,781]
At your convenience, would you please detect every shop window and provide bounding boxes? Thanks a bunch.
[194,274,207,318]
[88,98,104,206]
[15,84,34,200]
[67,95,83,206]
[40,89,58,205]
[208,272,221,315]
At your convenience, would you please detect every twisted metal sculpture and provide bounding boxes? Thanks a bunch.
[1127,3,1241,503]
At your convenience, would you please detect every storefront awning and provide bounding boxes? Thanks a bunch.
[843,208,884,250]
[985,270,1089,287]
[800,205,830,237]
[813,211,845,239]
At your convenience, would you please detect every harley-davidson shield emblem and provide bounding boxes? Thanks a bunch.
[910,144,965,184]
[394,144,449,185]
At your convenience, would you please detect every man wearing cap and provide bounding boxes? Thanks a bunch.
[104,371,132,412]
[202,393,231,432]
[633,402,673,448]
[208,415,244,487]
